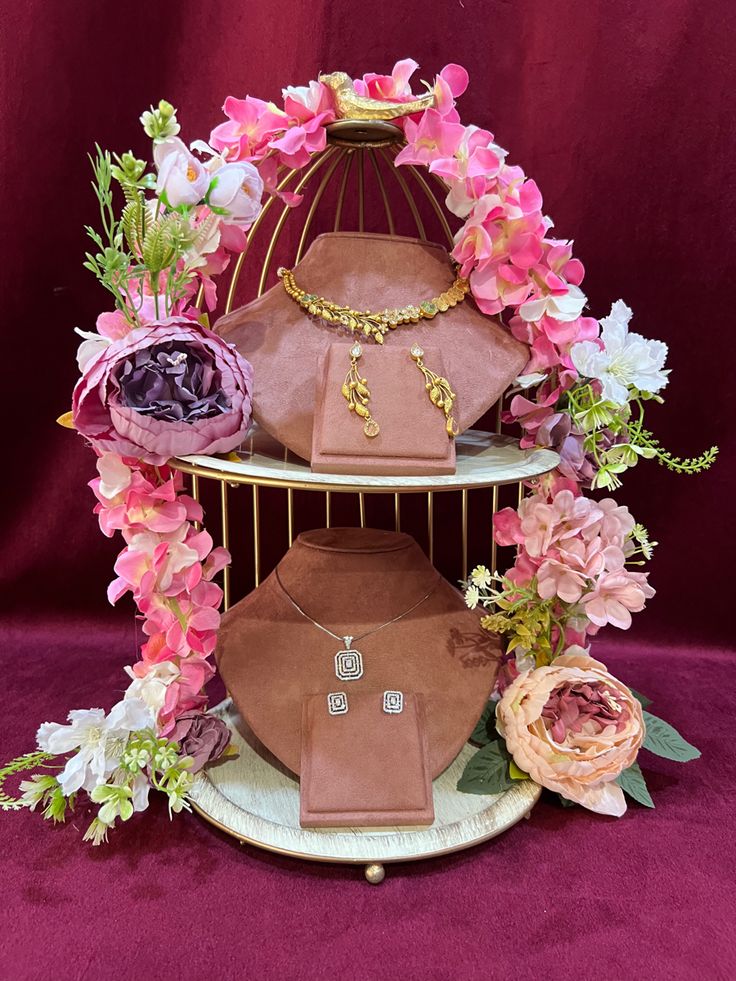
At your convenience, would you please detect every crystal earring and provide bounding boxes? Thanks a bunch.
[410,345,459,437]
[342,342,380,438]
[328,692,349,716]
[382,691,404,714]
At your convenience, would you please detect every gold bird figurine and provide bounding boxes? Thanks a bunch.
[319,71,436,121]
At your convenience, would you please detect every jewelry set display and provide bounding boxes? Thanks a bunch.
[279,264,463,441]
[327,691,405,716]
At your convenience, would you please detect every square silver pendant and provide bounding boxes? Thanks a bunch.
[335,649,364,681]
[327,692,348,715]
[383,691,404,714]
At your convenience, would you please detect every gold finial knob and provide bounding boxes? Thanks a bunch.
[364,862,386,884]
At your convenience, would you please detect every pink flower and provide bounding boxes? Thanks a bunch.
[358,58,420,100]
[394,109,465,168]
[158,656,216,735]
[268,81,335,168]
[496,650,645,816]
[209,95,286,162]
[73,319,253,465]
[582,568,655,629]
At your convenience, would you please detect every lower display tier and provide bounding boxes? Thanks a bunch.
[190,698,542,882]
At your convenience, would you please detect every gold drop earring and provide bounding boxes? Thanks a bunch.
[410,344,459,437]
[342,342,380,438]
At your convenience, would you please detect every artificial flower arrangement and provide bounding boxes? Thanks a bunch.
[0,61,716,842]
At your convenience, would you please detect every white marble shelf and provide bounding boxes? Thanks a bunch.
[175,425,558,494]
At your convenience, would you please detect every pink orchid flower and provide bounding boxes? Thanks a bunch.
[268,81,336,168]
[394,108,465,169]
[209,95,286,162]
[582,569,655,629]
[358,58,420,100]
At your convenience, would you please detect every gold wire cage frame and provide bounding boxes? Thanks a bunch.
[171,119,558,610]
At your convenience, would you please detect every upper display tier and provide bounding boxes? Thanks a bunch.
[173,425,559,493]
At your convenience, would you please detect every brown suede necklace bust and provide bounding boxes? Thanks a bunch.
[214,233,528,463]
[216,528,501,778]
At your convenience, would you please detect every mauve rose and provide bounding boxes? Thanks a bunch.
[72,318,253,465]
[169,711,231,772]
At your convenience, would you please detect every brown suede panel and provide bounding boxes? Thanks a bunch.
[311,343,456,475]
[215,233,529,462]
[300,691,434,828]
[216,528,502,778]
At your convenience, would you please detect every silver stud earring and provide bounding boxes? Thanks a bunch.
[382,691,403,714]
[328,692,349,715]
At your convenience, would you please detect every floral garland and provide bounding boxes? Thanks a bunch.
[2,61,715,840]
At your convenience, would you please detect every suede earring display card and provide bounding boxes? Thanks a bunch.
[311,343,456,475]
[300,690,434,828]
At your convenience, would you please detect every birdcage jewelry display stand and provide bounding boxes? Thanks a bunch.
[167,118,559,882]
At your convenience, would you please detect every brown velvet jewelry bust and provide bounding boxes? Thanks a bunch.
[214,233,528,463]
[216,528,502,784]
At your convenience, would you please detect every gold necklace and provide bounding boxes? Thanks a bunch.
[277,265,470,344]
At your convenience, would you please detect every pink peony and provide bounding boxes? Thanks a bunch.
[72,319,253,465]
[496,650,645,816]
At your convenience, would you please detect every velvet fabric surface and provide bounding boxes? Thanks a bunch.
[1,0,734,977]
[2,618,734,980]
[312,342,457,474]
[217,529,500,777]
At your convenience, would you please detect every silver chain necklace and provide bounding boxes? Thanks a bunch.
[274,566,442,682]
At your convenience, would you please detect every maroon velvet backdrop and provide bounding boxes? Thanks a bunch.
[1,3,734,978]
[2,0,732,645]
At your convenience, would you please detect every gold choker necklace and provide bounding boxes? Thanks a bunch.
[277,266,470,344]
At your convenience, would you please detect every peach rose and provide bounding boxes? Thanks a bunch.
[496,648,644,816]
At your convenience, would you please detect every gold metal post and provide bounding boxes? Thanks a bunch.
[220,482,230,611]
[253,484,261,587]
[257,148,337,297]
[326,490,332,528]
[295,149,347,263]
[359,492,366,528]
[427,491,434,562]
[334,151,355,231]
[461,488,468,582]
[379,148,426,239]
[394,492,401,532]
[357,149,365,232]
[368,149,395,236]
[490,485,499,576]
[287,488,294,547]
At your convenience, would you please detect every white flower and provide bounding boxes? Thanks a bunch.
[470,565,492,588]
[37,698,154,796]
[124,661,180,718]
[74,328,109,371]
[514,372,548,390]
[570,300,669,406]
[518,284,587,323]
[154,137,209,207]
[208,160,263,226]
[96,453,132,500]
[465,585,480,610]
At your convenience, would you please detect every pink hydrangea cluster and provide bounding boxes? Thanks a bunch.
[494,488,654,637]
[90,453,228,735]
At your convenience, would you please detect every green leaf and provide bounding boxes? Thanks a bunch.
[469,705,498,746]
[559,795,577,808]
[616,762,655,808]
[629,688,652,708]
[509,761,529,780]
[642,711,701,762]
[457,742,515,795]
